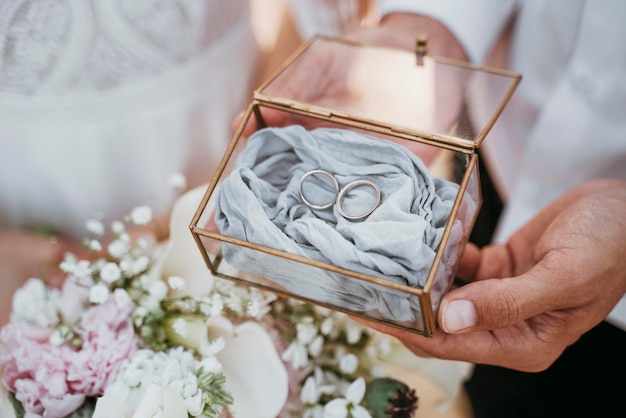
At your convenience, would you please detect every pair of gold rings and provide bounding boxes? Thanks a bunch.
[299,169,381,221]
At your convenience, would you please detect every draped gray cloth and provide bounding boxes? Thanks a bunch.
[214,126,463,322]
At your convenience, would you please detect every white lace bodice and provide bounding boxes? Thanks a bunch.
[0,0,245,97]
[0,0,260,239]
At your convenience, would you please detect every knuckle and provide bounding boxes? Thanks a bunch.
[487,290,522,326]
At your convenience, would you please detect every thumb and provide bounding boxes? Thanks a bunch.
[438,259,563,333]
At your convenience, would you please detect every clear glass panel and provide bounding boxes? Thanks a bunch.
[206,238,428,333]
[428,157,481,319]
[259,36,520,148]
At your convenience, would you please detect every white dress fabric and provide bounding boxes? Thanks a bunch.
[289,0,371,40]
[378,0,626,329]
[0,0,260,240]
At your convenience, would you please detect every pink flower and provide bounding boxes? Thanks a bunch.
[0,298,137,418]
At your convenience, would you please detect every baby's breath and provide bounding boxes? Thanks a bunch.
[129,205,152,225]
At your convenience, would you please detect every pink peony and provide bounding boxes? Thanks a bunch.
[0,298,137,418]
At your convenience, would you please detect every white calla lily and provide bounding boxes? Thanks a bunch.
[157,184,215,297]
[153,184,289,417]
[207,315,289,418]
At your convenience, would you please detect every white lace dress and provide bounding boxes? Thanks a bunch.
[0,0,260,239]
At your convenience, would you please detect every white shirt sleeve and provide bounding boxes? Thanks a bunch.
[377,0,517,63]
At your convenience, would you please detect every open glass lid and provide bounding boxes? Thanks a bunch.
[256,35,521,151]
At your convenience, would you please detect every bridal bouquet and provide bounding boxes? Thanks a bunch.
[0,178,418,418]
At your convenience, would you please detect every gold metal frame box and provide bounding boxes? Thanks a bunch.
[191,35,520,337]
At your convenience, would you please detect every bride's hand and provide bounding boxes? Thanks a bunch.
[233,13,468,165]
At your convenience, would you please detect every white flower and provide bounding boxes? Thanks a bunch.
[149,185,215,297]
[87,239,102,252]
[159,312,289,417]
[345,321,363,345]
[305,406,326,418]
[167,275,186,290]
[373,337,392,358]
[314,305,331,317]
[371,364,385,378]
[129,205,152,225]
[208,317,289,418]
[283,322,321,369]
[121,350,156,387]
[10,278,48,323]
[62,259,92,280]
[135,237,151,251]
[301,376,320,405]
[89,283,110,304]
[108,239,130,258]
[49,327,67,346]
[339,353,359,374]
[148,280,168,301]
[320,317,335,336]
[133,306,148,326]
[308,335,324,358]
[244,288,275,319]
[119,259,132,276]
[209,294,224,316]
[139,295,161,311]
[100,186,289,418]
[184,389,204,416]
[201,336,226,357]
[85,218,105,236]
[224,293,245,315]
[168,172,187,191]
[100,262,121,283]
[248,299,261,317]
[301,377,328,418]
[93,382,187,418]
[297,322,319,345]
[172,317,188,338]
[113,288,132,307]
[132,255,150,275]
[198,356,222,375]
[282,341,310,369]
[323,378,372,418]
[301,368,337,412]
[111,220,125,235]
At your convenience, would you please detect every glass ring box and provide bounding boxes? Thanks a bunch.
[190,35,520,337]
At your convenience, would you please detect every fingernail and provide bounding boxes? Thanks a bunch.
[442,300,477,332]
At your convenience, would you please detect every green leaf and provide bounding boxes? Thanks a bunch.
[7,392,25,418]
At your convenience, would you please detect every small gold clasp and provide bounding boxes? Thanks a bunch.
[415,35,428,65]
